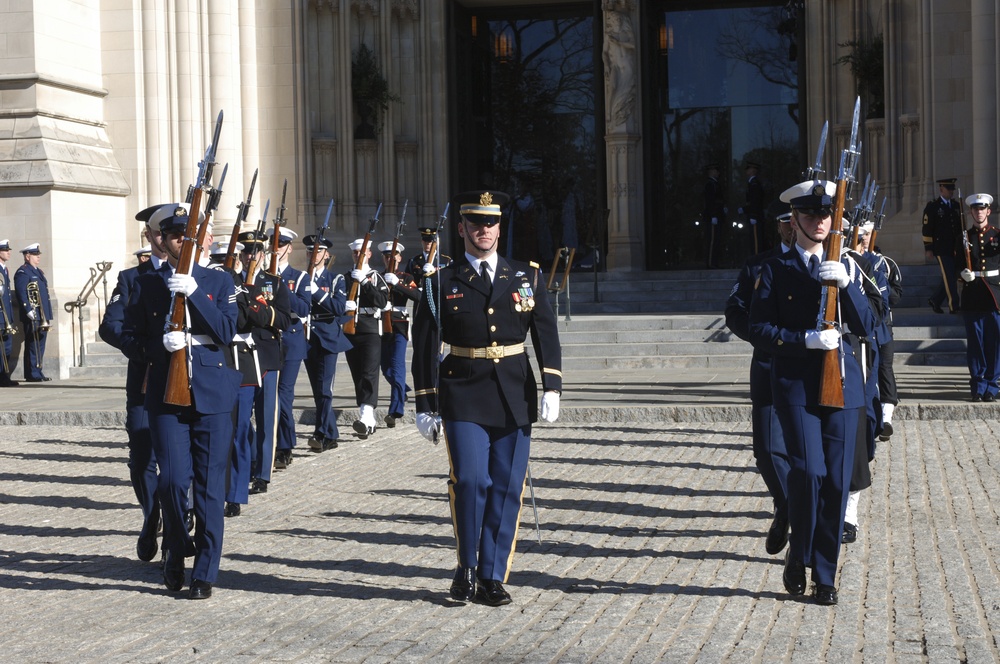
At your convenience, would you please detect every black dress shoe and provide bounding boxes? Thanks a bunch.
[162,550,185,592]
[322,437,339,451]
[449,566,477,602]
[136,529,158,562]
[475,579,512,606]
[842,522,858,544]
[985,393,997,403]
[189,579,213,600]
[224,502,241,517]
[274,449,292,469]
[308,433,324,452]
[0,378,19,387]
[814,583,838,605]
[973,394,984,403]
[249,478,268,494]
[879,421,894,441]
[352,420,375,439]
[782,551,806,596]
[928,298,944,314]
[26,377,51,383]
[384,414,397,428]
[765,511,789,555]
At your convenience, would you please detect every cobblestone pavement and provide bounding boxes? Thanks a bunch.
[2,420,1000,662]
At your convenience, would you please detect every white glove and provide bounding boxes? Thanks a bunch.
[818,261,850,288]
[711,217,719,226]
[162,331,187,352]
[540,391,560,423]
[750,218,758,225]
[804,329,841,350]
[345,300,358,312]
[303,279,317,294]
[27,309,36,321]
[422,263,437,276]
[416,412,441,443]
[167,273,198,297]
[351,268,367,283]
[383,272,399,286]
[961,268,975,283]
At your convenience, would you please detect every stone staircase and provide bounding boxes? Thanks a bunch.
[70,264,966,378]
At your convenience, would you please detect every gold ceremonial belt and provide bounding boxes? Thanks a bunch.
[449,342,525,360]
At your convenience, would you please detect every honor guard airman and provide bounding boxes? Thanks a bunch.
[725,208,794,556]
[378,240,420,427]
[749,181,876,605]
[740,161,766,255]
[411,190,562,606]
[14,243,53,382]
[119,203,242,599]
[0,239,17,386]
[268,227,311,469]
[922,177,962,313]
[957,193,1000,401]
[702,163,726,268]
[99,204,175,562]
[302,234,351,451]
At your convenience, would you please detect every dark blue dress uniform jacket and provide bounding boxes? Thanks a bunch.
[308,267,352,353]
[280,264,311,362]
[100,260,155,406]
[749,250,876,409]
[411,256,562,428]
[120,264,241,415]
[14,262,53,323]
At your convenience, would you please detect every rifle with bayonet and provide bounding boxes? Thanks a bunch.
[382,200,407,334]
[244,199,270,283]
[817,98,861,409]
[269,179,288,277]
[164,109,224,407]
[192,163,228,265]
[343,203,382,335]
[869,197,887,250]
[304,199,335,341]
[958,187,973,275]
[803,121,829,181]
[226,168,258,272]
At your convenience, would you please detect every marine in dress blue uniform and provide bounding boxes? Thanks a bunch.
[344,238,390,438]
[749,182,876,606]
[957,193,1000,401]
[0,239,18,386]
[922,178,962,314]
[119,204,241,599]
[14,243,53,381]
[412,190,563,606]
[268,227,310,468]
[725,210,793,556]
[98,203,175,561]
[378,240,420,427]
[303,235,351,451]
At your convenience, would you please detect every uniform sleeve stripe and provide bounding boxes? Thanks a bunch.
[543,368,562,377]
[414,388,437,396]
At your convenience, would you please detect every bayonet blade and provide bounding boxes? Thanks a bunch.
[319,199,334,233]
[260,199,270,225]
[847,97,861,152]
[813,121,829,176]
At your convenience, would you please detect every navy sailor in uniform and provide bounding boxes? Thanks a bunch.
[749,181,875,606]
[119,203,242,599]
[411,190,562,606]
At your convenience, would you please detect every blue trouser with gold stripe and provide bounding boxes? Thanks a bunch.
[444,421,531,582]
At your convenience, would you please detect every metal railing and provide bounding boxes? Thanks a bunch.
[65,261,114,366]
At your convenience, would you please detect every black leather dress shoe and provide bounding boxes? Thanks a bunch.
[973,394,984,403]
[274,449,292,469]
[449,566,477,602]
[842,522,858,544]
[162,550,185,592]
[26,376,51,382]
[224,502,241,517]
[879,421,894,441]
[249,478,268,494]
[814,584,838,605]
[352,420,375,439]
[782,551,806,596]
[0,378,19,387]
[308,433,324,452]
[985,393,997,403]
[322,437,339,451]
[928,298,944,314]
[475,579,512,606]
[189,579,213,600]
[765,511,789,555]
[136,529,158,562]
[384,414,397,428]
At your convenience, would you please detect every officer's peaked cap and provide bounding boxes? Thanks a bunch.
[454,190,510,226]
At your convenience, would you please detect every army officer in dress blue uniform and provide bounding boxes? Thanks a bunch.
[119,204,242,599]
[411,190,562,607]
[0,239,18,386]
[957,193,1000,401]
[14,243,53,381]
[749,181,876,606]
[303,234,352,451]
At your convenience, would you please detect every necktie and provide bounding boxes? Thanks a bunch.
[808,255,820,280]
[480,261,492,294]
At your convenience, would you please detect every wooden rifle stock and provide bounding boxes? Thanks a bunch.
[343,231,372,335]
[958,189,972,271]
[817,184,848,409]
[268,220,282,276]
[163,188,205,407]
[224,219,241,271]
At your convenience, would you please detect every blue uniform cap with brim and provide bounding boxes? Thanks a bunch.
[302,235,333,250]
[147,203,205,235]
[453,190,510,226]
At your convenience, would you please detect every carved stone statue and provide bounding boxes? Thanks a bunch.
[603,3,636,130]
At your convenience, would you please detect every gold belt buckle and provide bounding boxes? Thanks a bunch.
[486,346,504,359]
